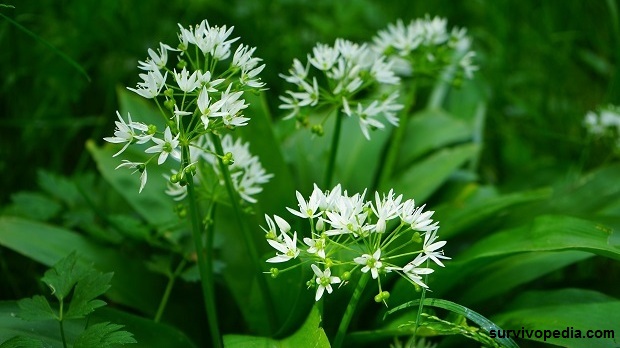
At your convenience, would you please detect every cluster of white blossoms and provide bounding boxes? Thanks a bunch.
[279,39,404,140]
[262,184,449,302]
[373,16,478,81]
[583,104,620,149]
[104,20,271,201]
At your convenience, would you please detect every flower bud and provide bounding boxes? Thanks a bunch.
[341,271,351,281]
[270,268,279,279]
[222,152,234,166]
[311,124,324,136]
[164,89,174,98]
[325,258,333,268]
[412,232,422,244]
[170,173,179,183]
[147,124,157,135]
[164,99,176,111]
[177,59,187,69]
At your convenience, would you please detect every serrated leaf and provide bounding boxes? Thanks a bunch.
[40,252,89,301]
[74,322,136,348]
[65,271,113,319]
[0,336,45,348]
[17,296,56,322]
[5,192,62,221]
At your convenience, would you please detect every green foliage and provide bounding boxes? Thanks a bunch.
[73,322,136,348]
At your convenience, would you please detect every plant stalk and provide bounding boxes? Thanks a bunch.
[333,273,369,348]
[154,258,187,323]
[210,134,276,332]
[325,111,344,188]
[183,144,223,348]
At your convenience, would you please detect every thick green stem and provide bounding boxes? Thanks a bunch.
[333,273,369,348]
[210,134,276,332]
[154,258,187,323]
[373,85,416,193]
[184,145,222,348]
[413,261,431,341]
[324,111,344,188]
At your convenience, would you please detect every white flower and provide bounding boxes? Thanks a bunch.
[304,237,327,259]
[308,43,339,71]
[400,200,438,232]
[371,190,403,233]
[115,160,148,193]
[127,70,167,99]
[103,111,148,157]
[138,42,176,71]
[287,190,321,219]
[266,231,300,263]
[311,264,341,301]
[421,228,450,267]
[354,249,383,279]
[145,127,181,165]
[197,86,226,128]
[402,254,434,289]
[174,67,201,93]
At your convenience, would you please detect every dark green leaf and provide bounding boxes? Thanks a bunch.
[17,297,56,322]
[5,192,62,221]
[40,252,89,301]
[74,322,136,348]
[0,336,45,348]
[65,271,113,319]
[493,289,620,348]
[36,170,81,207]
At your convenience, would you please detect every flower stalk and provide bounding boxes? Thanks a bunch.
[333,273,369,348]
[324,110,344,187]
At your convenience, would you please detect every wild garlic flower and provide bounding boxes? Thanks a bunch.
[583,104,620,150]
[263,184,449,304]
[373,16,478,81]
[105,20,269,199]
[279,39,403,140]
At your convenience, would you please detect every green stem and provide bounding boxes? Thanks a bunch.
[413,260,430,342]
[333,273,369,348]
[59,300,67,348]
[373,85,416,193]
[324,111,344,188]
[154,258,187,323]
[210,134,276,332]
[184,145,222,348]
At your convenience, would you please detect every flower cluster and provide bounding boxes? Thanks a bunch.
[104,20,271,201]
[373,16,478,81]
[262,184,449,302]
[583,104,620,149]
[279,39,403,140]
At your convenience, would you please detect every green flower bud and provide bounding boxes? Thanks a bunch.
[374,293,383,303]
[341,271,351,281]
[177,59,187,69]
[222,152,234,166]
[412,232,422,244]
[311,124,324,136]
[325,258,333,268]
[147,124,157,135]
[164,99,175,111]
[170,173,179,183]
[164,89,174,98]
[381,291,390,300]
[137,164,146,173]
[270,268,279,278]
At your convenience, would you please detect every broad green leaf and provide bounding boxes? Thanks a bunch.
[0,301,196,348]
[223,306,330,348]
[434,187,551,239]
[73,322,136,348]
[41,252,89,301]
[0,336,45,348]
[65,270,113,319]
[17,297,56,322]
[36,170,81,207]
[492,289,620,348]
[397,108,473,167]
[458,251,593,305]
[391,143,479,202]
[458,215,620,262]
[0,217,163,315]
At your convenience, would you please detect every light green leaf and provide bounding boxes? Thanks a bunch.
[74,322,136,348]
[5,192,62,221]
[223,306,330,348]
[391,143,479,202]
[65,270,113,319]
[397,108,473,167]
[17,297,56,322]
[493,289,620,348]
